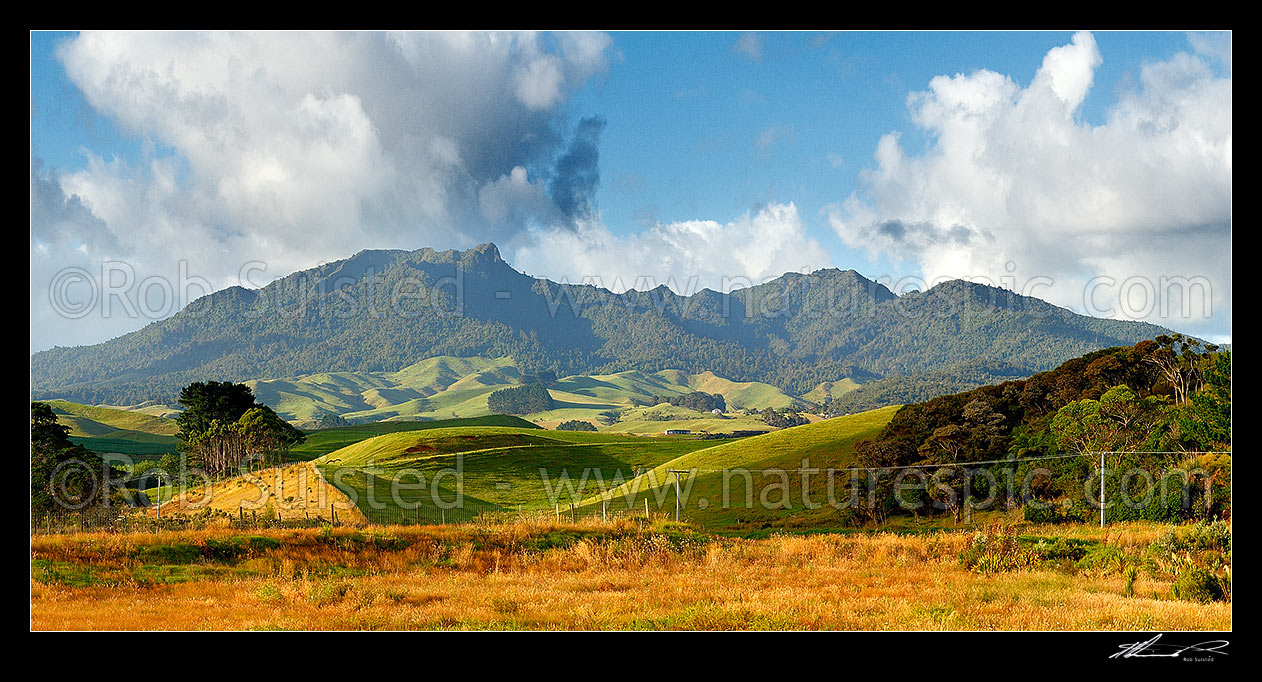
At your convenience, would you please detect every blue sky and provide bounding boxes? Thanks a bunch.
[30,31,1231,352]
[570,31,1208,265]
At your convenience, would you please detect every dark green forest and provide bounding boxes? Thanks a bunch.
[846,336,1231,525]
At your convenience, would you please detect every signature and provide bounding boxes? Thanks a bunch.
[1111,634,1229,660]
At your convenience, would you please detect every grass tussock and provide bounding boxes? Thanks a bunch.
[31,519,1229,631]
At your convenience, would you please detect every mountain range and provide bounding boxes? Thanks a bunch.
[31,243,1173,409]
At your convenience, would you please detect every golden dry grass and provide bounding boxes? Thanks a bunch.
[149,462,367,524]
[30,521,1230,631]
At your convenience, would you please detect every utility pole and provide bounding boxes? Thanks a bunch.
[1100,451,1106,528]
[154,471,167,519]
[668,470,688,522]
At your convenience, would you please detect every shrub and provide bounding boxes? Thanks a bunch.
[1023,498,1092,524]
[1076,544,1129,574]
[1144,520,1231,603]
[959,524,1038,574]
[1171,518,1230,552]
[1021,536,1092,562]
[761,407,809,428]
[1124,564,1139,598]
[556,420,597,432]
[648,392,726,413]
[137,543,201,564]
[1173,567,1226,603]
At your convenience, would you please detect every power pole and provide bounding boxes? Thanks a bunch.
[1100,451,1106,528]
[154,471,167,519]
[668,470,688,522]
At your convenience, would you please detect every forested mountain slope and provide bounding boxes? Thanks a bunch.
[32,243,1172,405]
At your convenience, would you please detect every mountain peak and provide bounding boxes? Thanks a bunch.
[461,242,502,265]
[31,241,1174,405]
[924,278,1021,301]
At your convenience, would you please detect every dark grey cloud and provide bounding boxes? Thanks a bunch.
[874,219,977,249]
[549,115,606,222]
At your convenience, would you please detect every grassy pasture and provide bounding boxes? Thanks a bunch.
[288,414,538,461]
[302,408,897,528]
[247,357,523,425]
[72,436,179,458]
[802,377,862,403]
[47,399,180,457]
[602,415,774,436]
[47,400,179,435]
[313,426,719,518]
[579,405,901,528]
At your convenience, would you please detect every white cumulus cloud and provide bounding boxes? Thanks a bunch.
[31,30,614,351]
[513,202,832,295]
[827,31,1231,338]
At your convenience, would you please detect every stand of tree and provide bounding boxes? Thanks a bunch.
[31,402,111,514]
[175,381,306,478]
[761,407,810,428]
[556,420,597,431]
[487,383,555,415]
[847,336,1230,525]
[648,391,727,413]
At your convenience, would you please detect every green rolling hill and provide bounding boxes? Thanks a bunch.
[312,424,720,523]
[241,356,809,429]
[288,414,540,461]
[46,400,179,457]
[579,405,902,529]
[306,406,898,529]
[803,378,863,403]
[245,357,523,426]
[601,403,773,435]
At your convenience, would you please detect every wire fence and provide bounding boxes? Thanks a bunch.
[569,450,1231,529]
[29,507,347,535]
[353,498,498,526]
